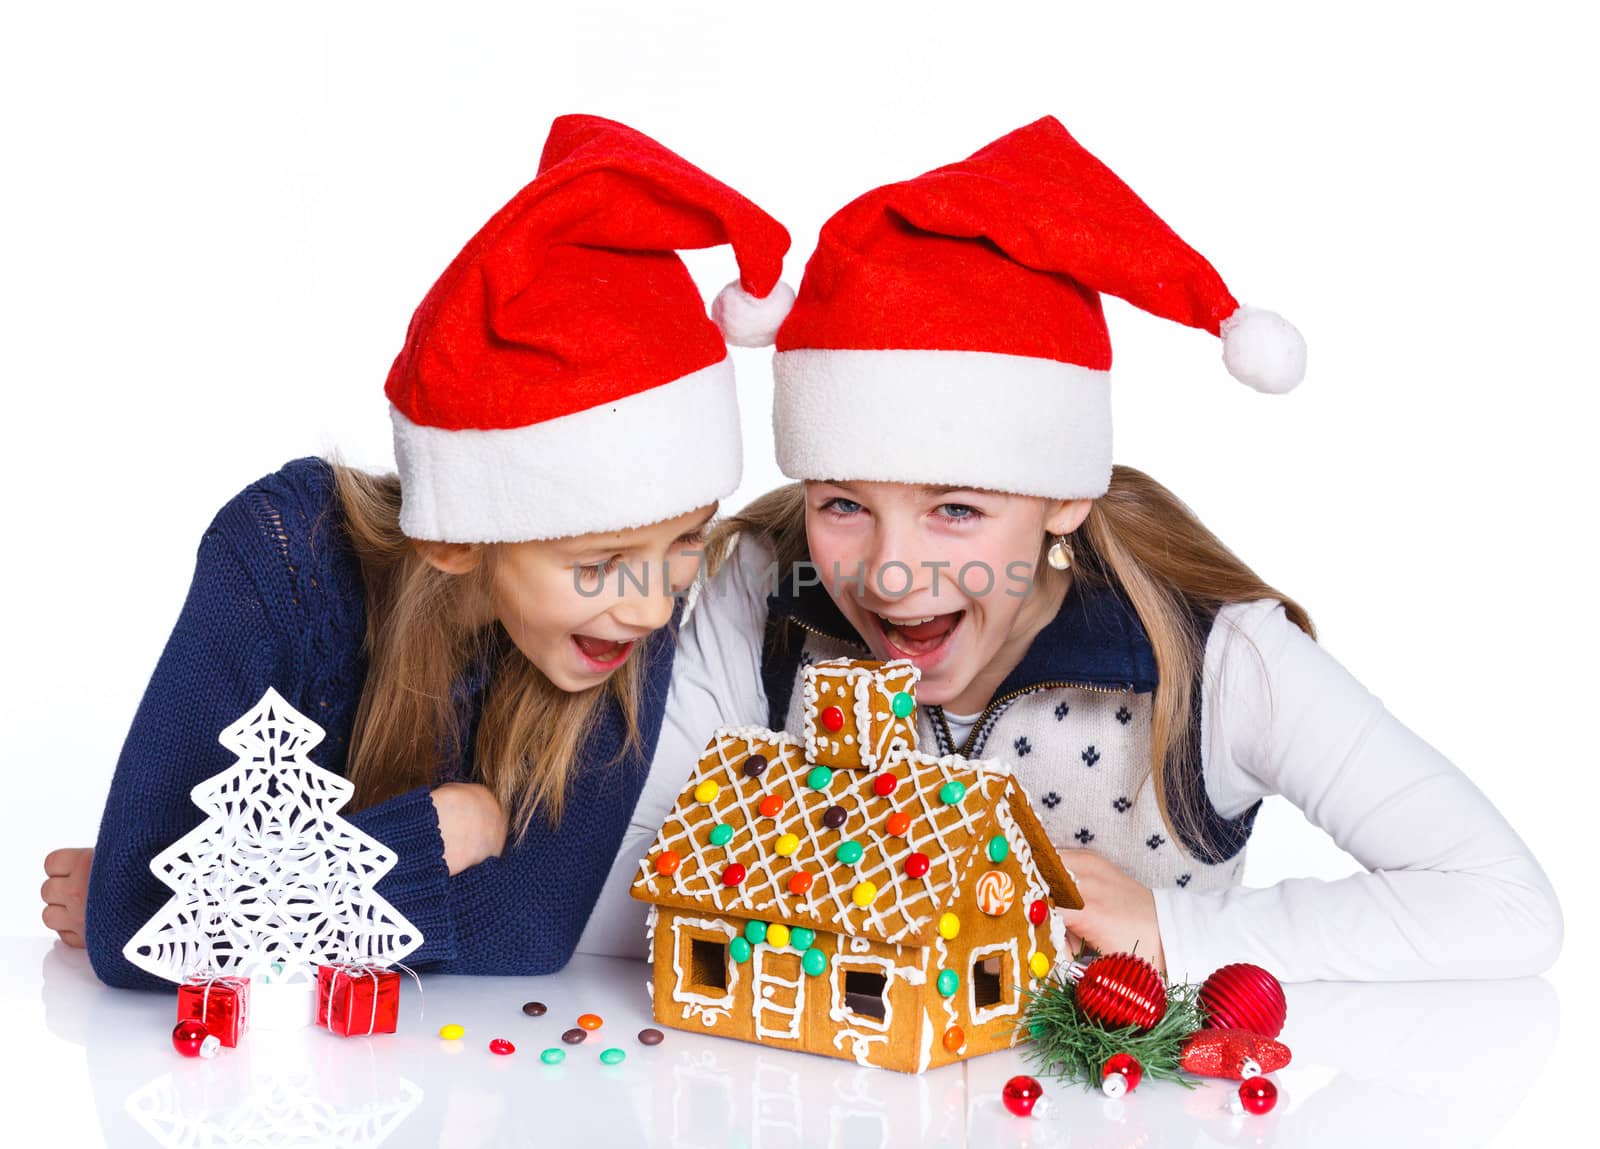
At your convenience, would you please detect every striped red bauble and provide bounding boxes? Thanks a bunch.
[1198,963,1286,1039]
[1074,953,1166,1032]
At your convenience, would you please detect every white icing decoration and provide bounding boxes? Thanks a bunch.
[668,914,740,1027]
[917,1009,934,1073]
[752,944,807,1040]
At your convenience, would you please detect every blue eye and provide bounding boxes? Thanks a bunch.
[939,503,981,521]
[822,497,863,516]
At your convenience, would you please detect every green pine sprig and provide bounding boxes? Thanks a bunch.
[1011,970,1204,1091]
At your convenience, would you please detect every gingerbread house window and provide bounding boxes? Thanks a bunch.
[689,937,729,993]
[968,941,1020,1023]
[842,969,888,1022]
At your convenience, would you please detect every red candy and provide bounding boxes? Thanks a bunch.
[904,852,931,878]
[872,773,898,797]
[655,850,681,876]
[758,794,784,818]
[787,871,814,895]
[1027,899,1048,926]
[821,706,845,732]
[886,811,911,837]
[722,863,747,886]
[489,1038,516,1055]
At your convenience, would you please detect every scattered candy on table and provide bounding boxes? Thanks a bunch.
[171,1018,221,1059]
[599,1048,626,1065]
[540,1048,565,1065]
[438,1024,465,1040]
[561,1028,587,1045]
[577,1013,604,1031]
[1001,1075,1048,1118]
[522,1001,547,1016]
[637,1028,664,1045]
[489,1038,515,1055]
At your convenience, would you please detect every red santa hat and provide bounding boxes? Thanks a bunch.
[772,116,1304,499]
[385,114,793,542]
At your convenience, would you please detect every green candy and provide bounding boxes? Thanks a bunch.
[599,1047,626,1065]
[801,948,828,977]
[790,927,815,951]
[987,834,1009,863]
[835,840,864,865]
[937,968,960,997]
[729,936,752,963]
[708,823,733,847]
[540,1048,566,1065]
[938,780,967,805]
[806,766,834,791]
[890,690,915,718]
[744,920,768,944]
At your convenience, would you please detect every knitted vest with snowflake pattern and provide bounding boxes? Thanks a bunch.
[758,575,1255,894]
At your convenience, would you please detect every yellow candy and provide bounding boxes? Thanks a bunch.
[853,881,878,907]
[694,780,720,804]
[937,913,960,940]
[1029,951,1050,979]
[775,832,799,857]
[438,1024,465,1040]
[767,923,791,948]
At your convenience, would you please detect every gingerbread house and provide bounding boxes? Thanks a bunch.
[630,658,1083,1073]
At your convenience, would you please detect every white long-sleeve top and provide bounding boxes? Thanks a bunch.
[578,538,1563,983]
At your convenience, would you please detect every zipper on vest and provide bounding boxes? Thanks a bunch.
[937,679,1133,758]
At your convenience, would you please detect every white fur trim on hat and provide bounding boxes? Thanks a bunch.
[772,348,1112,499]
[1220,305,1306,394]
[392,357,741,542]
[712,279,796,347]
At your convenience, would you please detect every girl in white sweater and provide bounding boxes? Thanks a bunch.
[580,116,1562,983]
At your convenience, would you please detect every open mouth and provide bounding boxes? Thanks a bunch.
[572,633,635,671]
[872,610,965,665]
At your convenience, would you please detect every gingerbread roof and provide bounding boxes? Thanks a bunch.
[630,724,1082,947]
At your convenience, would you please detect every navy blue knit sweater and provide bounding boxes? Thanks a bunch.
[84,458,675,989]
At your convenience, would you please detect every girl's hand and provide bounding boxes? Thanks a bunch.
[430,783,509,876]
[1055,848,1167,977]
[41,847,93,948]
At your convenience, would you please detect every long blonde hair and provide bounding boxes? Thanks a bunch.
[706,467,1314,854]
[330,465,646,839]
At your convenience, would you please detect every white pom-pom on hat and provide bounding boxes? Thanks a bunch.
[712,279,796,348]
[1220,305,1307,394]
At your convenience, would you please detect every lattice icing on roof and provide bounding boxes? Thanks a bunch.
[802,658,920,771]
[631,726,1015,947]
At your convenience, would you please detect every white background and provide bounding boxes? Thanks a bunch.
[2,0,1595,1139]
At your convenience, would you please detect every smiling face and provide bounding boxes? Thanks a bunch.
[803,482,1091,713]
[418,504,714,693]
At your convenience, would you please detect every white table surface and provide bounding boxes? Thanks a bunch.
[1,936,1575,1148]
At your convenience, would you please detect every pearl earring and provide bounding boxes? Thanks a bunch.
[1047,535,1075,571]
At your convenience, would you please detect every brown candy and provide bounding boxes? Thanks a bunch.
[521,1001,547,1016]
[822,804,847,829]
[561,1027,587,1045]
[742,754,769,778]
[638,1027,665,1046]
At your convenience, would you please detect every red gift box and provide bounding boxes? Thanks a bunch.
[177,975,250,1048]
[316,963,400,1036]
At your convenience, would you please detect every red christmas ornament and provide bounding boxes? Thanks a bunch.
[1001,1074,1046,1117]
[1179,1029,1292,1079]
[1100,1052,1143,1096]
[1237,1077,1278,1115]
[1075,953,1166,1032]
[171,1018,220,1059]
[1199,963,1287,1039]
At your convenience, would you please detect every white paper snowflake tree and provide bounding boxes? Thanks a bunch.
[124,688,423,984]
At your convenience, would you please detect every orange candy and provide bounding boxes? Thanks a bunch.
[787,870,815,895]
[886,811,911,837]
[942,1025,965,1053]
[577,1013,603,1031]
[758,794,784,818]
[654,851,681,876]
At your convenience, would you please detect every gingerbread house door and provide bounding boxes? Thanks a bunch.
[750,947,805,1042]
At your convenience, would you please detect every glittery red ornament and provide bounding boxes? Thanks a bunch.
[1075,953,1166,1031]
[1100,1052,1143,1096]
[1179,1029,1292,1079]
[1199,963,1287,1038]
[1001,1074,1045,1117]
[1238,1077,1278,1115]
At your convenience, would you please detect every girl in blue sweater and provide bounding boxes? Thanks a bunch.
[39,114,793,985]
